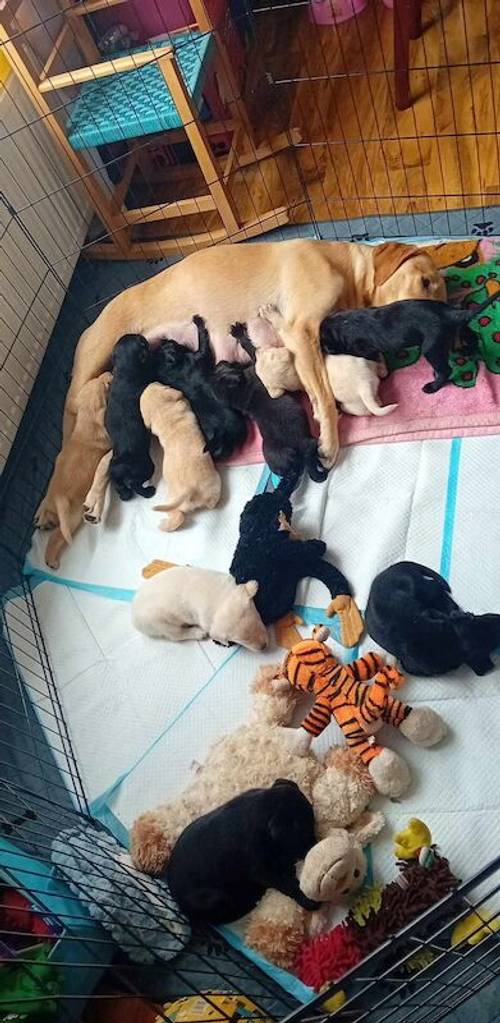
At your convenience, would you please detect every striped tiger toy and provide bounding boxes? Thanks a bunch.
[283,626,411,767]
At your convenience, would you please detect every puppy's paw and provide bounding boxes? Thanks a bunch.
[83,500,102,524]
[258,303,281,326]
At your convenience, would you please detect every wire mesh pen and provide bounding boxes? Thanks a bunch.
[1,0,500,1019]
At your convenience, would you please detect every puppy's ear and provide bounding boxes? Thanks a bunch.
[244,579,259,599]
[372,242,420,288]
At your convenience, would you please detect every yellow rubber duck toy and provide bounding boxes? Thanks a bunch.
[394,819,432,861]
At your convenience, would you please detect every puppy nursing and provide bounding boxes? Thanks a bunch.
[255,306,396,417]
[140,382,221,532]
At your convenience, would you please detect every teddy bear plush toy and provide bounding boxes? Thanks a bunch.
[278,626,447,798]
[130,664,385,967]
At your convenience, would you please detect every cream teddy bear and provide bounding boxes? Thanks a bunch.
[130,665,384,967]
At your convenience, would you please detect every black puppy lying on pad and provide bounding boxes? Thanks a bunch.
[166,780,320,924]
[212,323,328,483]
[154,316,247,461]
[365,561,500,676]
[106,334,155,501]
[229,472,363,646]
[320,294,499,394]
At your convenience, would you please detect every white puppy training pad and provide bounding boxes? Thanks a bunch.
[28,463,264,589]
[9,434,500,999]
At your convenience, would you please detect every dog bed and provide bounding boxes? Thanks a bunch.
[51,824,190,964]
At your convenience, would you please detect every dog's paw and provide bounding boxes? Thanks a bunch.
[422,380,441,394]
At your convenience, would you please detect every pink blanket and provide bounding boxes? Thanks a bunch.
[223,359,500,465]
[339,359,500,446]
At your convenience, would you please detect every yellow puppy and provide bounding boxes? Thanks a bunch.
[140,383,222,532]
[36,372,112,568]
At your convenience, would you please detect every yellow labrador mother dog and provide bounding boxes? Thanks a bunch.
[64,240,444,467]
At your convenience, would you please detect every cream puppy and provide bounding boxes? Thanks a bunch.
[131,566,268,650]
[256,306,397,417]
[140,382,221,531]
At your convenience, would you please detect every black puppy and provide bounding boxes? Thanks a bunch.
[153,316,247,461]
[230,472,354,625]
[320,294,500,394]
[106,334,155,501]
[212,323,328,482]
[365,560,500,676]
[166,780,320,925]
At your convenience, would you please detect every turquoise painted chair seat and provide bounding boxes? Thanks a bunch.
[67,31,214,151]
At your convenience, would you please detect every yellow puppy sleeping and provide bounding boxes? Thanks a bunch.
[139,382,222,532]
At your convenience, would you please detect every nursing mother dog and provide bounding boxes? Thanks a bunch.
[63,240,444,468]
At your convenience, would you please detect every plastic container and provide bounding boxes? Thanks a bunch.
[309,0,368,26]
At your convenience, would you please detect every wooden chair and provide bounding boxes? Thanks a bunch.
[393,0,423,110]
[1,0,300,259]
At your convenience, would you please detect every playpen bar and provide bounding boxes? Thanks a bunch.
[283,873,500,1023]
[67,0,128,15]
[39,22,71,82]
[373,938,500,1023]
[0,706,69,752]
[0,671,68,715]
[0,699,67,743]
[38,46,175,92]
[325,898,500,1023]
[0,757,79,797]
[0,734,83,782]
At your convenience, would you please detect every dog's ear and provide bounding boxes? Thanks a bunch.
[372,242,421,288]
[244,579,259,599]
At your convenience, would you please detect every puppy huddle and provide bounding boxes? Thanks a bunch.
[38,285,479,570]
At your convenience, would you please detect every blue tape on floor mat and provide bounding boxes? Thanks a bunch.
[439,438,461,582]
[216,923,315,1003]
[24,560,135,602]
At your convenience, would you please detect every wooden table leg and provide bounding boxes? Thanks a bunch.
[394,0,411,111]
[409,0,423,40]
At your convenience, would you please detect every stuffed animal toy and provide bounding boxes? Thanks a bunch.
[278,626,446,798]
[296,820,460,992]
[229,473,363,648]
[365,560,500,676]
[130,664,385,958]
[244,827,377,970]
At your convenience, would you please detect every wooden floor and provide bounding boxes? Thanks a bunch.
[224,0,500,229]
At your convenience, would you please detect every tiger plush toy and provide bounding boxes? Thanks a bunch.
[279,625,447,798]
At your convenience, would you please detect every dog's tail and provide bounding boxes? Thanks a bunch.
[153,497,186,513]
[54,495,73,546]
[359,384,398,417]
[305,439,329,483]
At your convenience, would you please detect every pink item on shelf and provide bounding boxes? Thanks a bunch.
[309,0,368,26]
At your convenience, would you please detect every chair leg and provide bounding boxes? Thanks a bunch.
[158,53,240,238]
[409,0,423,40]
[394,0,412,111]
